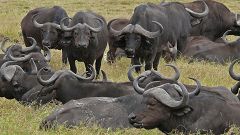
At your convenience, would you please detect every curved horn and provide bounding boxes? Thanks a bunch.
[231,81,240,95]
[128,65,142,81]
[185,0,209,18]
[134,21,164,39]
[8,47,32,62]
[30,58,37,74]
[33,14,44,28]
[229,58,240,81]
[133,75,147,94]
[33,14,61,29]
[187,77,201,97]
[21,37,37,52]
[109,24,134,37]
[84,17,104,33]
[0,37,9,53]
[101,70,108,82]
[60,17,76,31]
[42,46,51,62]
[151,64,180,81]
[143,81,189,109]
[222,30,240,44]
[68,65,96,81]
[37,67,65,86]
[0,61,18,72]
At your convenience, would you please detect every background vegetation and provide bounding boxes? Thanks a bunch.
[0,0,240,134]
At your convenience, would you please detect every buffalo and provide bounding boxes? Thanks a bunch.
[107,18,129,63]
[183,30,240,64]
[39,65,239,131]
[0,37,51,72]
[60,11,108,76]
[129,75,240,134]
[109,1,208,72]
[21,6,69,64]
[183,0,240,41]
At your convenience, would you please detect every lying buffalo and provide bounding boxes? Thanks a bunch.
[129,76,240,134]
[60,11,108,76]
[183,30,240,64]
[21,6,69,64]
[183,0,240,41]
[39,69,239,131]
[37,65,134,103]
[0,37,51,72]
[110,1,208,72]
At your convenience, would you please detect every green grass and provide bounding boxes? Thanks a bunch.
[0,0,240,134]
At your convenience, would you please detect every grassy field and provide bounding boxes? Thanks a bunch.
[0,0,240,134]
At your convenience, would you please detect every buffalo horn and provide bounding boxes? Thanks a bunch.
[33,14,61,29]
[151,64,180,81]
[127,65,142,81]
[8,47,32,62]
[185,0,209,18]
[134,21,164,39]
[229,58,240,81]
[37,67,65,86]
[60,17,75,31]
[84,17,104,33]
[109,24,134,37]
[68,65,96,81]
[0,37,9,53]
[133,75,147,94]
[21,37,37,52]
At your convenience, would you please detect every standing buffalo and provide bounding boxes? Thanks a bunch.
[107,18,129,63]
[183,0,240,41]
[60,11,108,76]
[129,75,240,134]
[110,1,208,72]
[183,30,240,64]
[21,6,68,64]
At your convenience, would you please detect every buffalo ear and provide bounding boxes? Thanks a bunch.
[172,106,193,116]
[3,66,17,82]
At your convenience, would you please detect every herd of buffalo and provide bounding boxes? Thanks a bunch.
[1,0,240,134]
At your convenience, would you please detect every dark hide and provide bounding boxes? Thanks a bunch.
[183,36,240,64]
[62,11,108,76]
[21,6,69,64]
[184,0,240,41]
[129,81,240,134]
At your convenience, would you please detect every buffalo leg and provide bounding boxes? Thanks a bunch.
[62,48,68,65]
[153,52,161,71]
[69,58,77,73]
[95,54,103,78]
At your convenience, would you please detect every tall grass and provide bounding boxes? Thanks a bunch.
[0,0,240,134]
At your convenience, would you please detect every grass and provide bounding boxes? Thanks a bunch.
[0,0,240,134]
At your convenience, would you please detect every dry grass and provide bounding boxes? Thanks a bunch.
[0,0,240,134]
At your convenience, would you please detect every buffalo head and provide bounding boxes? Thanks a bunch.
[109,21,163,58]
[60,17,104,48]
[0,59,38,100]
[128,76,201,129]
[32,14,62,48]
